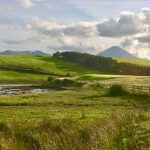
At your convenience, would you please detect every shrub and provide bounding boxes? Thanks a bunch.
[108,84,128,97]
[47,76,54,82]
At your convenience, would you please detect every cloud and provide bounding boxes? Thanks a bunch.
[30,7,150,39]
[121,35,150,59]
[97,11,146,37]
[28,17,101,53]
[137,34,150,43]
[47,43,100,54]
[2,39,25,45]
[140,7,150,24]
[30,17,98,38]
[18,0,34,8]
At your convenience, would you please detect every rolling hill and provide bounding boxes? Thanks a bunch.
[0,53,149,83]
[97,46,135,58]
[0,55,98,83]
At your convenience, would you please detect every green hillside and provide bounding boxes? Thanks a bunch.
[0,55,98,83]
[116,58,150,67]
[0,55,149,83]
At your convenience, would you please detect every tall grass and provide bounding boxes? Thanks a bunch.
[0,111,148,150]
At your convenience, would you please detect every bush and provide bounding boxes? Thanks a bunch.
[108,84,128,97]
[47,76,54,82]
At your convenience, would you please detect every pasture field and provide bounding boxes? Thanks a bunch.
[116,58,150,67]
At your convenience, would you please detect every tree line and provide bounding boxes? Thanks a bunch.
[53,51,150,76]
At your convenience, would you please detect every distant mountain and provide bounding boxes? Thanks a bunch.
[0,50,48,55]
[97,46,135,58]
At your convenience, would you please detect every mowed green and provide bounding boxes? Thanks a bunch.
[116,58,150,67]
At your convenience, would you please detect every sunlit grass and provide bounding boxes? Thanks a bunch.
[116,58,150,67]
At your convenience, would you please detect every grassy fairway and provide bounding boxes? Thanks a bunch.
[116,58,150,67]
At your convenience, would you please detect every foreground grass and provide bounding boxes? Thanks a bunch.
[0,110,149,150]
[0,85,149,149]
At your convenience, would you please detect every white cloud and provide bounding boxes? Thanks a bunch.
[121,34,150,59]
[30,17,98,38]
[97,11,146,37]
[18,0,34,8]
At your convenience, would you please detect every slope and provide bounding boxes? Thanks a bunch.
[0,55,98,83]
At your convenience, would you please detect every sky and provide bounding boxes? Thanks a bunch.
[0,0,150,59]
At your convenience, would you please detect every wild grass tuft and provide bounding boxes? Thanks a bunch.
[13,128,41,150]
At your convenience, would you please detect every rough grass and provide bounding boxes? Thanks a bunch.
[0,81,149,149]
[0,110,149,150]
